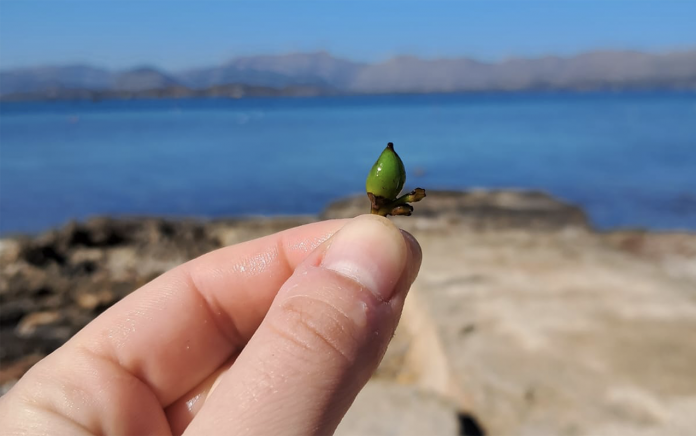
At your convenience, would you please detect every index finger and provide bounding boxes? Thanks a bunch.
[41,219,348,407]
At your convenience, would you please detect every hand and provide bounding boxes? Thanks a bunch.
[0,215,422,435]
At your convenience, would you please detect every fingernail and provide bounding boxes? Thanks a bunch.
[321,215,407,301]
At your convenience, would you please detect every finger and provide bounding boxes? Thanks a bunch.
[6,220,348,435]
[166,353,238,436]
[186,215,422,436]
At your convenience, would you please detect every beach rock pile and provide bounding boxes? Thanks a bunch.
[321,189,590,230]
[0,218,217,371]
[2,190,696,436]
[0,215,321,381]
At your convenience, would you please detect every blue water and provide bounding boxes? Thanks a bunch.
[1,92,695,235]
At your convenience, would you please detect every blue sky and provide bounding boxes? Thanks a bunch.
[1,1,695,71]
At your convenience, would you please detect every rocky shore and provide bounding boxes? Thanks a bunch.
[2,190,695,435]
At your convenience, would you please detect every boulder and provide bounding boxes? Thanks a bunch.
[375,225,696,436]
[322,190,590,230]
[334,380,461,436]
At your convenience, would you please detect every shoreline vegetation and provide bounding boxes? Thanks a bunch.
[2,190,696,434]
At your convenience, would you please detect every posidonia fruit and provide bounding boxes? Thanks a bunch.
[365,142,426,217]
[365,142,406,200]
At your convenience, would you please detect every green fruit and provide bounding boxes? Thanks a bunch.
[366,142,406,200]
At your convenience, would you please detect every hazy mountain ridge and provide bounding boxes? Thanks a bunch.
[2,49,695,98]
[0,65,180,94]
[178,51,365,89]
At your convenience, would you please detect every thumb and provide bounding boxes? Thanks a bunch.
[184,215,421,436]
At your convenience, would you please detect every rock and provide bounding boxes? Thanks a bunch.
[0,216,228,375]
[380,226,696,436]
[321,190,590,230]
[334,380,461,436]
[15,311,61,337]
[209,216,315,246]
[75,289,116,311]
[2,263,49,296]
[604,386,668,425]
[67,248,104,275]
[0,300,33,327]
[602,231,696,285]
[0,329,60,363]
[19,243,65,267]
[0,239,22,264]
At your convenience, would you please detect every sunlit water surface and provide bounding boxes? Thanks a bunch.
[1,92,695,234]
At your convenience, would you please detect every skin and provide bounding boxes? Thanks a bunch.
[0,215,422,436]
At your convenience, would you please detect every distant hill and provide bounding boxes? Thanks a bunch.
[178,51,364,89]
[0,65,181,94]
[0,65,112,95]
[1,49,695,99]
[347,50,696,92]
[112,67,181,92]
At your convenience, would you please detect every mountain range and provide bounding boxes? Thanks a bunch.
[2,49,695,99]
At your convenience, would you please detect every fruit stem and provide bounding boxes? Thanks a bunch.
[368,188,426,217]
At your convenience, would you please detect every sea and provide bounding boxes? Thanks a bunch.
[1,92,695,235]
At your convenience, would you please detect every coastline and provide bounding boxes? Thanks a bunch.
[2,87,695,103]
[2,190,696,435]
[3,49,695,103]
